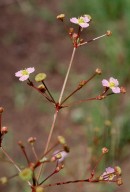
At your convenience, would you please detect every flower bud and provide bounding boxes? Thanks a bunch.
[0,107,4,113]
[104,120,112,127]
[120,86,126,94]
[19,168,33,181]
[78,80,87,88]
[115,166,122,176]
[96,68,102,75]
[56,14,65,21]
[0,177,8,184]
[106,30,112,36]
[102,147,109,154]
[57,136,66,145]
[1,127,8,134]
[18,141,24,148]
[116,177,123,186]
[28,137,36,144]
[36,186,45,192]
[38,84,46,93]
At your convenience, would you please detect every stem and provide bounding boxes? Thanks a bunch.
[37,110,58,181]
[39,169,57,185]
[58,47,76,104]
[1,146,32,187]
[62,97,99,108]
[31,145,38,161]
[37,47,76,181]
[1,146,21,172]
[79,33,107,47]
[42,81,56,104]
[43,178,99,188]
[27,80,54,104]
[61,73,97,105]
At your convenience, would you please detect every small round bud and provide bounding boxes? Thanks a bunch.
[115,166,122,176]
[38,84,46,93]
[102,147,109,154]
[28,137,36,144]
[120,86,126,94]
[19,168,33,181]
[116,177,123,186]
[1,127,8,134]
[57,136,66,145]
[97,95,105,100]
[0,177,8,184]
[69,28,74,35]
[18,141,24,148]
[35,186,45,192]
[0,107,4,113]
[104,120,112,127]
[56,14,65,21]
[96,68,102,75]
[35,73,47,82]
[106,30,112,36]
[78,80,87,88]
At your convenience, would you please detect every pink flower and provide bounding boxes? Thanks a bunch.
[70,15,91,28]
[102,77,120,93]
[53,150,68,163]
[15,67,35,81]
[100,167,116,181]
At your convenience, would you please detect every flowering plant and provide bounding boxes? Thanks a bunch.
[0,13,126,192]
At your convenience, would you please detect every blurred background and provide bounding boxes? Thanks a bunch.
[0,0,130,192]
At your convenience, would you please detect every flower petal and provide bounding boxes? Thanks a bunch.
[15,71,23,77]
[79,23,89,28]
[102,79,109,87]
[70,17,78,24]
[109,77,119,86]
[111,87,120,93]
[26,67,35,74]
[19,75,29,81]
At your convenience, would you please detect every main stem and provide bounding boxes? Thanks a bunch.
[37,47,76,181]
[58,47,76,104]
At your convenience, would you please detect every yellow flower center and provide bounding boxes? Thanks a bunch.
[109,82,115,88]
[22,70,29,76]
[78,17,84,23]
